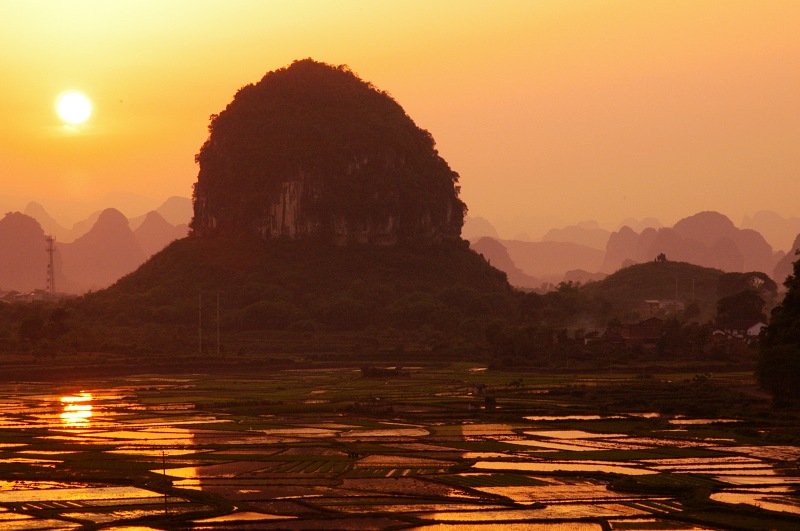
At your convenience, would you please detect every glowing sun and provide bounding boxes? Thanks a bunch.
[56,92,92,124]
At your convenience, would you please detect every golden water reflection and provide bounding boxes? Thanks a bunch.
[60,392,93,426]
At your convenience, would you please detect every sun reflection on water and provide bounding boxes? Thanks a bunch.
[60,392,93,426]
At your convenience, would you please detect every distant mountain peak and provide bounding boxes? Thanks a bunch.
[92,208,131,232]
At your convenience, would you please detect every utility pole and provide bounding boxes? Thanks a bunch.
[198,292,203,354]
[45,235,56,296]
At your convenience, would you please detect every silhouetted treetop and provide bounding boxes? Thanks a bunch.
[192,59,466,245]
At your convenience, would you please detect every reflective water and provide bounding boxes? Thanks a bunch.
[711,490,800,514]
[60,392,93,425]
[194,511,294,522]
[410,524,601,531]
[525,429,628,439]
[0,485,162,503]
[473,461,657,476]
[1,376,799,530]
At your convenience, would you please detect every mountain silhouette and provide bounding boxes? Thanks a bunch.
[773,233,800,284]
[602,211,780,278]
[541,220,610,250]
[471,237,540,288]
[156,196,193,226]
[72,60,514,341]
[70,210,103,242]
[742,210,800,252]
[23,202,72,242]
[462,216,500,241]
[133,211,189,256]
[191,59,465,245]
[499,239,604,279]
[58,208,146,292]
[0,212,49,292]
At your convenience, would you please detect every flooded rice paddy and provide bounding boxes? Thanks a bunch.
[0,367,798,530]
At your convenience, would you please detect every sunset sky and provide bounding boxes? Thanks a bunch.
[1,0,798,238]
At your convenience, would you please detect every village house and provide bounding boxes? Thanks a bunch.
[712,319,766,344]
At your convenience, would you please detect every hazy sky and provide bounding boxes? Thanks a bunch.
[1,1,798,236]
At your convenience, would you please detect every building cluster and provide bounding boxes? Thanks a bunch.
[582,299,766,350]
[0,289,73,304]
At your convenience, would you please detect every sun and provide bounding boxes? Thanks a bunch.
[56,92,92,125]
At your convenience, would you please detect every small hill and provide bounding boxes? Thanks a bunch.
[80,237,514,335]
[582,259,776,321]
[583,260,723,313]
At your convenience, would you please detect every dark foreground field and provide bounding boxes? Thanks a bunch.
[1,357,799,530]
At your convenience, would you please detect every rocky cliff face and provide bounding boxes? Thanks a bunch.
[191,59,465,245]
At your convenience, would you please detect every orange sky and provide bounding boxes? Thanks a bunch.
[1,1,798,238]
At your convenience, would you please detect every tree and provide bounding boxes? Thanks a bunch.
[759,254,800,404]
[718,272,777,301]
[19,316,44,342]
[716,290,766,326]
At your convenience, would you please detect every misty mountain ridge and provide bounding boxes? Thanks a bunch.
[470,237,540,288]
[741,210,800,252]
[499,239,605,280]
[4,200,797,294]
[541,220,610,250]
[604,211,781,276]
[0,199,192,293]
[773,233,800,284]
[58,208,146,292]
[24,196,192,244]
[0,212,50,293]
[472,210,796,290]
[134,211,190,256]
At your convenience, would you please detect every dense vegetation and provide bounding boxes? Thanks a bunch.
[581,260,776,321]
[759,254,800,404]
[64,236,513,355]
[0,246,776,379]
[192,59,465,242]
